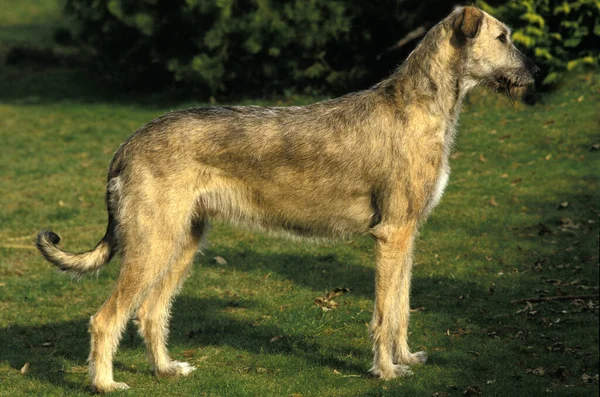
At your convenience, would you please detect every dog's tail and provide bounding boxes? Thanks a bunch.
[37,142,127,277]
[37,180,122,277]
[36,223,116,277]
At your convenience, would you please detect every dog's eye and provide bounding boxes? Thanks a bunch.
[497,33,507,43]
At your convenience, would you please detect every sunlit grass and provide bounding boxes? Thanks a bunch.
[0,2,598,395]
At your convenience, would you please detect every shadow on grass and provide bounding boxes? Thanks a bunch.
[2,178,597,393]
[201,245,377,298]
[0,295,370,392]
[0,65,178,108]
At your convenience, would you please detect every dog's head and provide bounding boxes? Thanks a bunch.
[450,6,539,99]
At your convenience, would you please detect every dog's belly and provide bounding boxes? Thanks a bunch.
[255,182,374,236]
[197,167,375,237]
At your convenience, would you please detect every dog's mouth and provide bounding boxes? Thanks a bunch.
[490,71,534,101]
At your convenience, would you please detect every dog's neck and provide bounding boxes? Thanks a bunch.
[383,23,474,123]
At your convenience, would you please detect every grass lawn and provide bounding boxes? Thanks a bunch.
[0,1,598,396]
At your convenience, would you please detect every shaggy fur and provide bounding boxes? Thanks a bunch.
[37,6,537,392]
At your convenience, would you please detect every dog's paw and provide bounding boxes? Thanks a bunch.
[411,351,428,364]
[370,363,413,380]
[93,381,130,393]
[396,350,428,365]
[157,360,196,377]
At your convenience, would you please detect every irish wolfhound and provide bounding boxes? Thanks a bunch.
[37,6,537,392]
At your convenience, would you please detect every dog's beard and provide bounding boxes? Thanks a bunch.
[488,69,534,103]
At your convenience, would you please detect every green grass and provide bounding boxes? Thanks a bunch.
[0,2,599,396]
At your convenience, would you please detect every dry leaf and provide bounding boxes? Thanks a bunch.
[581,373,599,383]
[269,336,282,343]
[557,201,569,210]
[538,223,552,236]
[488,129,497,135]
[526,367,545,376]
[314,287,350,311]
[489,197,498,206]
[478,153,487,163]
[545,154,552,160]
[20,362,30,374]
[559,217,580,230]
[214,256,227,265]
[463,385,482,395]
[511,178,522,185]
[182,349,196,358]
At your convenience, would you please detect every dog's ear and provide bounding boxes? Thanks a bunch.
[453,6,483,39]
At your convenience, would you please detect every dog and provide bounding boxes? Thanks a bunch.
[37,6,537,392]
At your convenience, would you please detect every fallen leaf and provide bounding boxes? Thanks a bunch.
[269,336,282,343]
[557,201,569,210]
[488,129,497,135]
[552,366,570,380]
[526,367,545,376]
[326,287,351,300]
[214,256,227,265]
[314,297,338,311]
[489,197,498,206]
[182,349,195,358]
[20,362,30,374]
[478,153,487,163]
[516,302,534,315]
[333,369,341,375]
[581,373,599,383]
[463,385,482,395]
[450,327,471,337]
[577,95,584,102]
[450,151,463,160]
[538,223,552,236]
[559,217,580,230]
[314,287,350,311]
[590,143,600,151]
[545,154,552,160]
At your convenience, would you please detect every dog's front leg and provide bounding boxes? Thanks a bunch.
[369,222,425,379]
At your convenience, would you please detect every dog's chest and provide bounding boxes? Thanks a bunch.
[422,122,456,217]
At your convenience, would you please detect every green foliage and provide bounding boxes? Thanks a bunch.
[62,0,455,96]
[477,0,599,85]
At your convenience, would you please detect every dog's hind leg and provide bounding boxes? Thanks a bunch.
[87,195,196,392]
[135,219,206,377]
[369,222,421,380]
